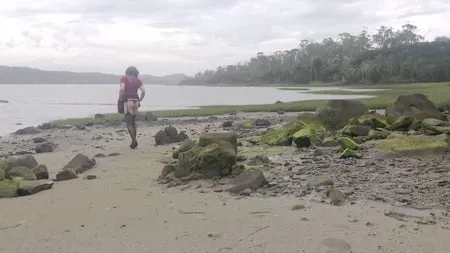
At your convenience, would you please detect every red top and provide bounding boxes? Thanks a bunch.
[120,76,143,100]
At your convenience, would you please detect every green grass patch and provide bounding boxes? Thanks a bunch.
[50,82,450,127]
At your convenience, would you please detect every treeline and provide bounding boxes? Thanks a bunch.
[180,24,450,85]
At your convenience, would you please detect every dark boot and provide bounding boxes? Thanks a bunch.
[130,115,138,149]
[125,113,137,149]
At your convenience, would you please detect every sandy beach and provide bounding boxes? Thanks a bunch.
[1,112,449,253]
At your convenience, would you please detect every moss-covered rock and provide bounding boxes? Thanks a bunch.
[376,133,449,154]
[337,137,359,150]
[172,139,196,159]
[199,132,238,153]
[419,118,450,135]
[387,116,413,131]
[262,119,325,146]
[316,99,369,130]
[0,179,21,198]
[0,155,38,173]
[7,166,37,181]
[368,129,391,140]
[240,121,254,128]
[341,125,371,137]
[292,123,326,148]
[176,141,237,179]
[357,114,388,128]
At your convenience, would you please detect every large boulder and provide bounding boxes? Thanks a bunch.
[385,94,446,124]
[0,155,38,173]
[316,100,369,130]
[262,119,325,146]
[376,133,450,155]
[17,180,54,196]
[32,165,49,180]
[175,141,237,179]
[62,153,96,174]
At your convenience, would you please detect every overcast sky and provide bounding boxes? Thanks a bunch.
[1,0,449,76]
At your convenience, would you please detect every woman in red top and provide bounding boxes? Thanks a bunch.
[118,66,146,149]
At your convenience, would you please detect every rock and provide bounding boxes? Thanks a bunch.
[37,123,56,130]
[236,155,247,162]
[420,118,450,135]
[13,126,42,135]
[160,164,176,178]
[247,155,270,166]
[144,112,158,121]
[292,123,326,148]
[318,237,352,253]
[1,155,38,173]
[35,141,57,153]
[341,125,371,137]
[62,153,96,174]
[176,141,237,178]
[0,180,20,198]
[107,152,120,157]
[222,121,233,128]
[327,188,346,205]
[198,132,238,153]
[83,175,97,180]
[262,119,325,146]
[228,168,268,194]
[291,204,306,211]
[17,180,54,196]
[55,168,78,181]
[172,139,196,159]
[386,94,446,124]
[386,116,413,131]
[94,113,105,119]
[7,166,37,180]
[154,126,186,145]
[376,133,450,155]
[337,137,359,150]
[367,129,391,140]
[32,165,49,180]
[177,131,189,142]
[32,137,47,143]
[94,153,106,158]
[254,119,271,127]
[356,114,388,128]
[317,100,369,130]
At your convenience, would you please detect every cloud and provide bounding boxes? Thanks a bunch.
[0,0,449,76]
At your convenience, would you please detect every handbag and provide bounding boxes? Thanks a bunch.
[117,78,127,114]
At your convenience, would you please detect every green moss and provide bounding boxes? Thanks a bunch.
[339,148,360,158]
[0,179,21,198]
[376,133,449,153]
[241,121,254,128]
[358,114,388,128]
[199,132,238,153]
[262,119,325,146]
[337,137,359,150]
[387,116,414,131]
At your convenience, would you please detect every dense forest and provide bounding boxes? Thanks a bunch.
[0,66,189,85]
[180,24,450,86]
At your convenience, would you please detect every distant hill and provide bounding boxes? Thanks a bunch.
[0,66,191,85]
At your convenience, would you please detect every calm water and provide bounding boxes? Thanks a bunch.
[0,84,377,135]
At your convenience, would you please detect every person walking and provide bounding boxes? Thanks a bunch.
[118,66,146,149]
